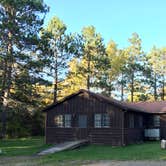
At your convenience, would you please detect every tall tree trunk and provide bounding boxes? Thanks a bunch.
[121,73,124,101]
[162,75,165,101]
[1,90,9,138]
[1,31,13,138]
[154,73,157,101]
[131,71,134,102]
[53,51,58,103]
[53,79,57,103]
[108,88,111,97]
[87,53,91,90]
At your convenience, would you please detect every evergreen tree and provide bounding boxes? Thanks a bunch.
[81,26,105,90]
[0,0,48,137]
[125,33,143,102]
[147,46,166,100]
[40,16,80,102]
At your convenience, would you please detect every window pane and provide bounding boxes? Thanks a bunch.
[102,114,110,127]
[54,115,63,127]
[153,115,160,127]
[65,114,71,128]
[94,114,101,128]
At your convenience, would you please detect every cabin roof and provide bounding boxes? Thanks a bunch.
[42,89,151,113]
[128,101,166,114]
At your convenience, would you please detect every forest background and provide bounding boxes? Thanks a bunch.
[0,0,165,138]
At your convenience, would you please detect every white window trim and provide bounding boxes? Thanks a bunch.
[94,113,110,128]
[54,114,72,128]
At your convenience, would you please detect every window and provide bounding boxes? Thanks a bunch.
[54,114,72,128]
[54,115,63,127]
[153,115,160,127]
[129,114,134,128]
[64,114,71,128]
[94,113,110,128]
[95,114,102,128]
[102,114,110,127]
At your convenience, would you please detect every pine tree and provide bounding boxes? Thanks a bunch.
[0,0,48,137]
[40,16,80,102]
[81,26,105,90]
[125,33,143,102]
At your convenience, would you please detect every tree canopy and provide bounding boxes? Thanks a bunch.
[0,1,165,138]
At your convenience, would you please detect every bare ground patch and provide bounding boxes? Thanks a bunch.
[1,157,166,166]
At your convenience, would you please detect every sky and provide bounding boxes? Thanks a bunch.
[44,0,166,52]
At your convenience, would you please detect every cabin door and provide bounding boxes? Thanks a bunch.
[77,115,88,139]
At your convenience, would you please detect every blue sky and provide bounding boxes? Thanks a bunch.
[44,0,166,52]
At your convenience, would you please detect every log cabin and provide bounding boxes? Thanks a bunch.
[42,89,166,146]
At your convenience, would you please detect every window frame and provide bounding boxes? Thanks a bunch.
[153,115,160,127]
[102,113,110,128]
[64,114,72,128]
[94,114,102,128]
[54,115,63,128]
[94,113,110,128]
[54,114,72,128]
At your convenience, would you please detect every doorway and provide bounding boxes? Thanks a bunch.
[77,115,88,139]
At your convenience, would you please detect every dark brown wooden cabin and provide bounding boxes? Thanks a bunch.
[129,101,166,141]
[43,89,166,146]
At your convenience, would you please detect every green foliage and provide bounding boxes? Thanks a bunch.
[147,46,166,100]
[0,1,166,139]
[0,0,49,137]
[40,16,81,102]
[123,33,144,102]
[79,26,106,90]
[31,110,45,136]
[0,106,44,138]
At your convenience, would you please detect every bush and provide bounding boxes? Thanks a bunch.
[0,105,44,138]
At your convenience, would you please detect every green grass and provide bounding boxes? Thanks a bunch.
[0,137,51,156]
[43,142,166,161]
[1,137,166,165]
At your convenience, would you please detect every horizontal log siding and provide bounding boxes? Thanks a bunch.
[124,128,144,145]
[89,128,122,146]
[46,92,124,145]
[46,127,76,144]
[124,112,145,145]
[160,115,166,139]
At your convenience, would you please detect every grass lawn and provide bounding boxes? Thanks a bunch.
[0,137,51,156]
[1,137,166,165]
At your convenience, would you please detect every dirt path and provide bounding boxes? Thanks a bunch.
[83,161,166,166]
[0,156,38,166]
[1,157,166,166]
